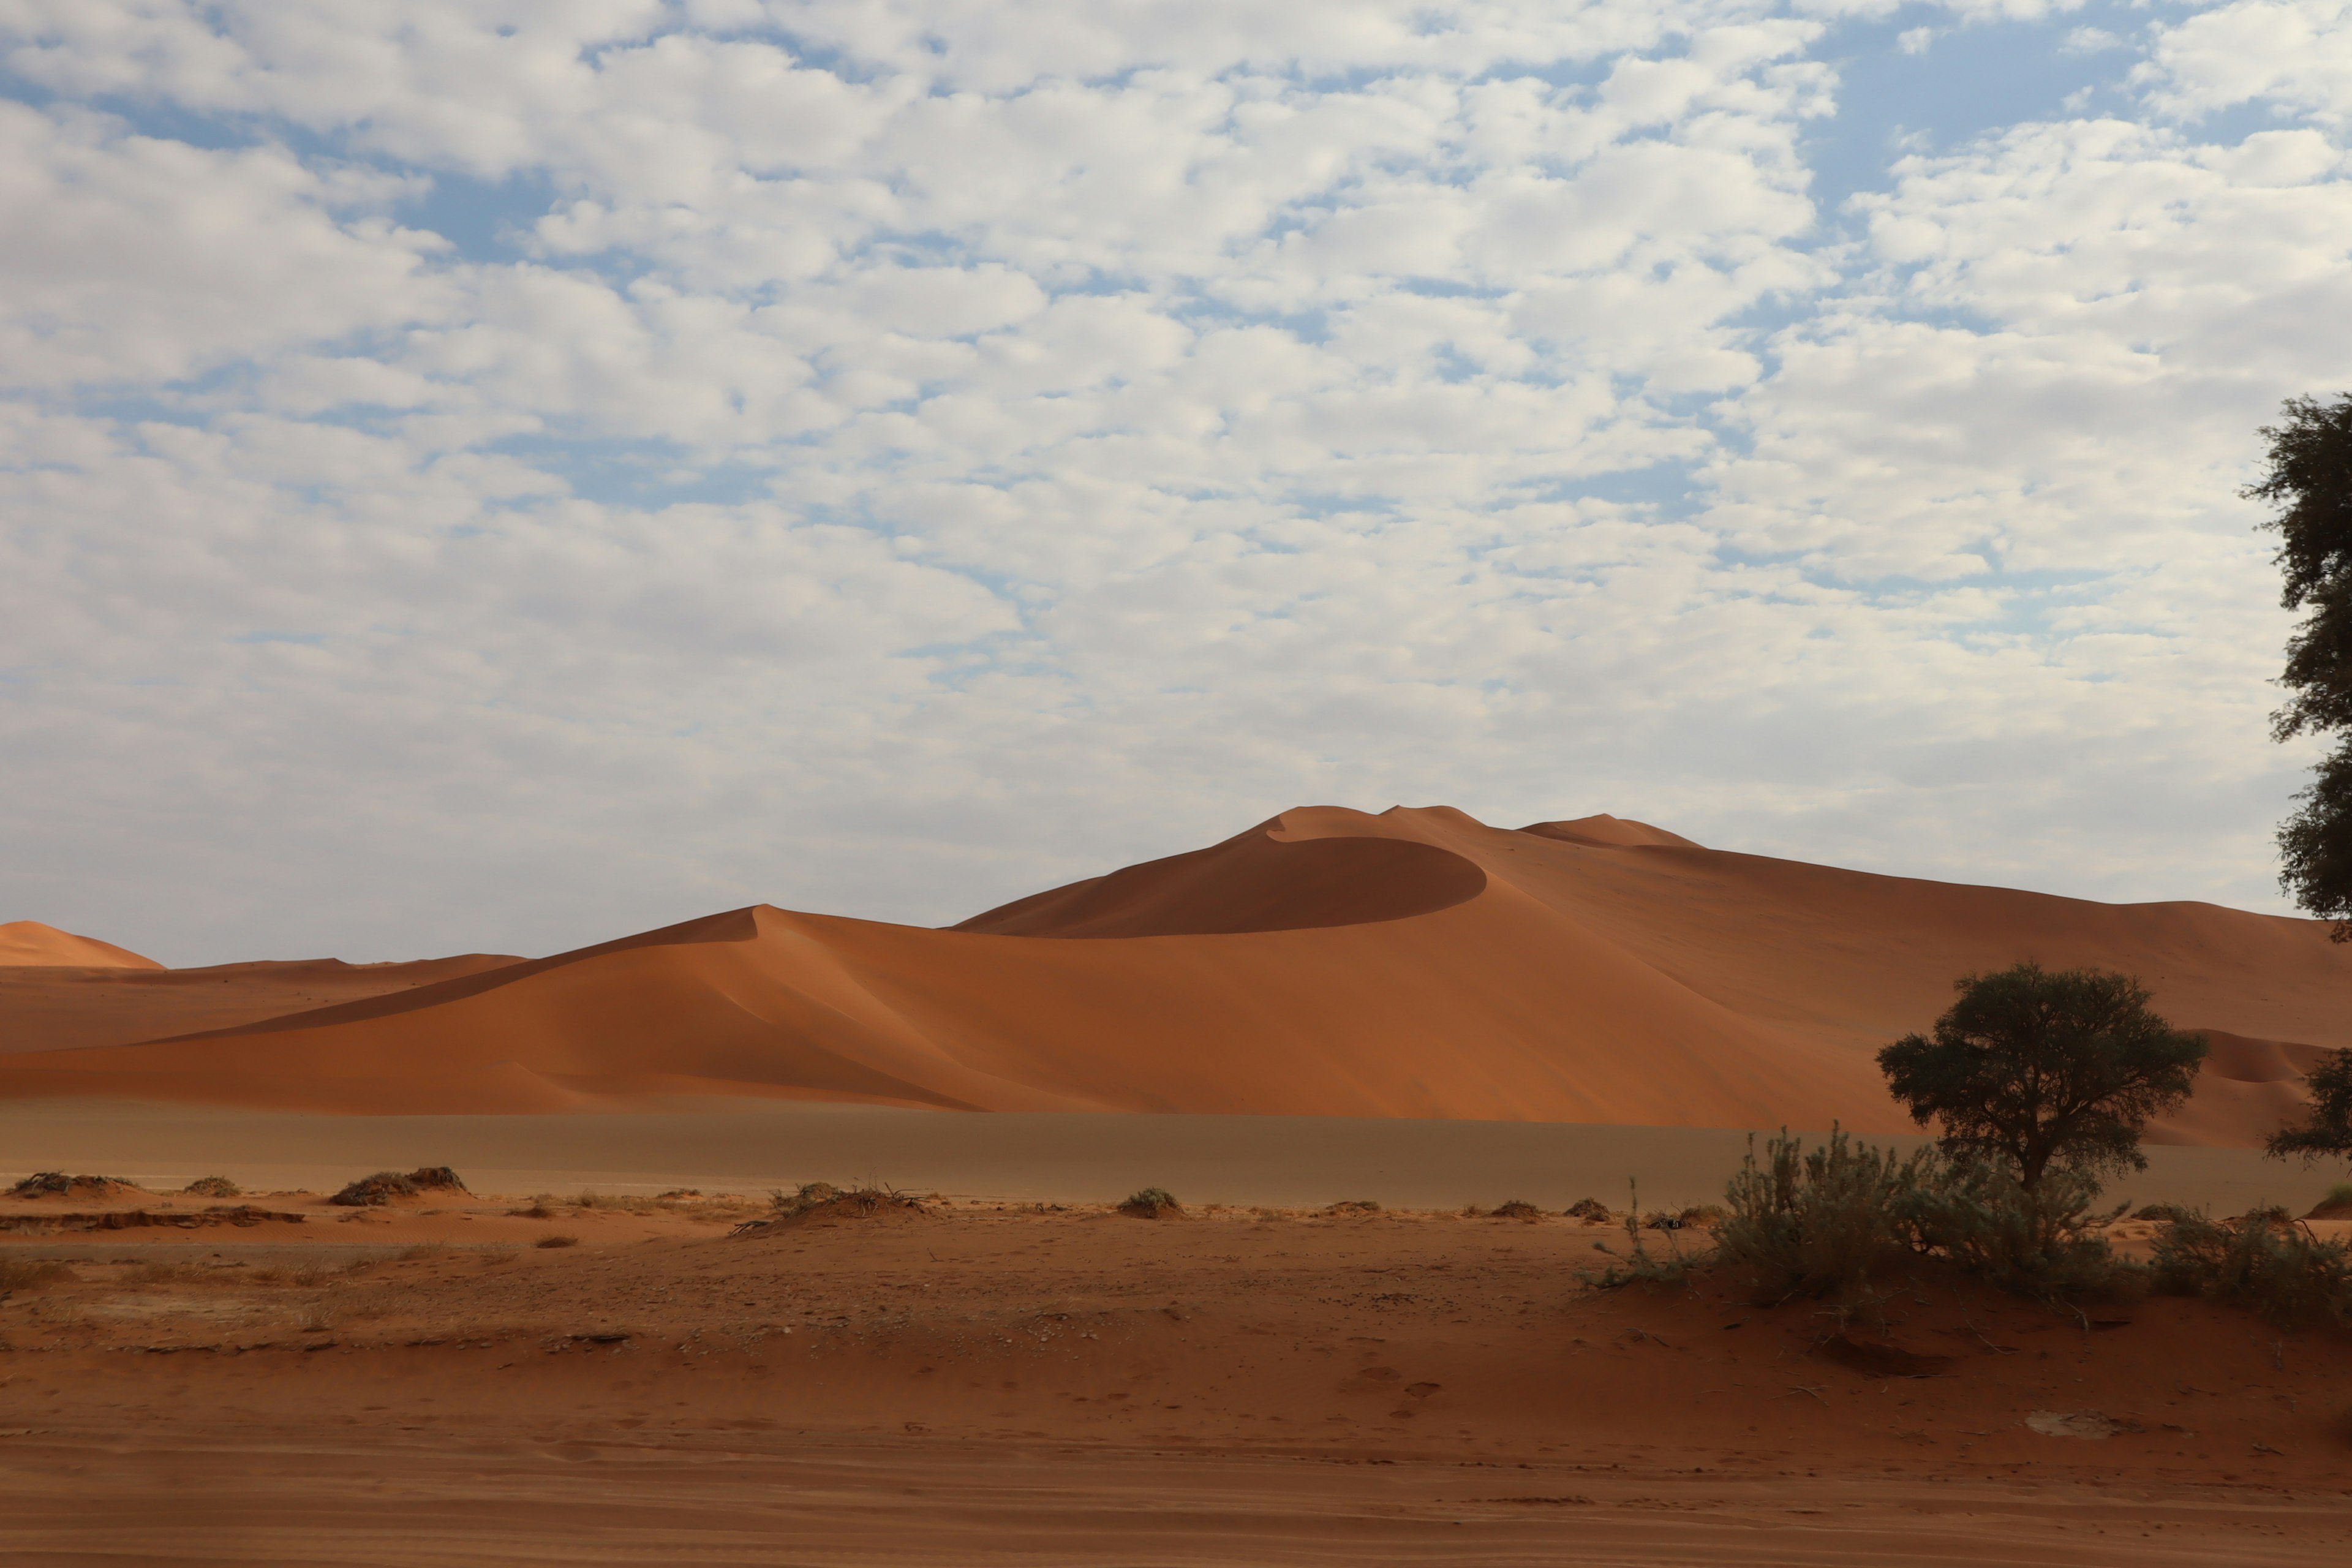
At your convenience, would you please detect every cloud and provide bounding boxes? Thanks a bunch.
[0,1,2338,962]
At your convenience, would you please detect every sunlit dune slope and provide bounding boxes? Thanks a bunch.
[1,806,2345,1142]
[0,921,160,970]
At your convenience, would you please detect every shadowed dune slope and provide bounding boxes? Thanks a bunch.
[0,953,524,1056]
[0,921,160,970]
[1,805,2346,1142]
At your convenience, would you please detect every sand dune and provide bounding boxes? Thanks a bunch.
[1,805,2345,1142]
[0,921,160,970]
[0,953,522,1055]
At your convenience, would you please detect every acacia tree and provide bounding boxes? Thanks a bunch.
[2265,1049,2352,1166]
[2246,393,2352,936]
[1877,962,2207,1196]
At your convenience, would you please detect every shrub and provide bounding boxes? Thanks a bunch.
[1563,1197,1611,1223]
[10,1172,134,1199]
[770,1182,842,1215]
[1325,1199,1381,1215]
[1902,1158,2127,1298]
[2133,1203,2195,1223]
[330,1166,467,1207]
[331,1171,419,1207]
[1714,1128,1932,1302]
[1120,1187,1180,1218]
[535,1234,581,1250]
[1492,1199,1543,1219]
[2151,1207,2352,1327]
[182,1175,240,1199]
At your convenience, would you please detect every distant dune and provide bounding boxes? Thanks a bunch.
[0,921,162,970]
[1,807,2345,1143]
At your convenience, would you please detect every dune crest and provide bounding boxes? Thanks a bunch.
[0,921,162,970]
[2,805,2346,1145]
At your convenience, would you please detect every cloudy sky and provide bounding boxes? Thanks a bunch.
[1,0,2346,965]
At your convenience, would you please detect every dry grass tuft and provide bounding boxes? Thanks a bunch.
[535,1234,581,1249]
[181,1175,241,1199]
[1491,1200,1544,1220]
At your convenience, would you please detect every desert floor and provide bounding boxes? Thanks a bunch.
[4,1169,2351,1566]
[2,1098,2342,1213]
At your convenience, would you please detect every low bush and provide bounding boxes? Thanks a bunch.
[330,1166,467,1207]
[769,1182,842,1215]
[2151,1207,2352,1327]
[182,1175,240,1199]
[1491,1199,1543,1219]
[1711,1128,2127,1303]
[1120,1187,1181,1219]
[1902,1159,2127,1299]
[535,1234,581,1250]
[1563,1197,1611,1223]
[2309,1182,2352,1219]
[10,1172,134,1199]
[1325,1199,1381,1215]
[1714,1128,1932,1302]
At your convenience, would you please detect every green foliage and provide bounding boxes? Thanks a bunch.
[1878,962,2206,1191]
[1710,1128,2126,1303]
[2246,393,2352,932]
[1715,1128,1934,1300]
[1120,1187,1180,1218]
[2152,1207,2352,1327]
[1901,1158,2127,1298]
[2266,1048,2352,1165]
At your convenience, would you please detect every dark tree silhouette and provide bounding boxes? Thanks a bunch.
[2246,393,2352,935]
[2265,1048,2352,1166]
[1878,962,2207,1194]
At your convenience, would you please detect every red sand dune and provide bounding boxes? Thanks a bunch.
[1,807,2345,1141]
[0,921,161,970]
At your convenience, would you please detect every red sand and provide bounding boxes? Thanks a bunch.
[2,1194,2349,1563]
[2,807,2346,1140]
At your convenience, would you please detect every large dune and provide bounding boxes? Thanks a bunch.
[0,921,161,970]
[1,807,2345,1141]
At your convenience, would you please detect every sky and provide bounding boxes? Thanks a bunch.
[2,0,2349,966]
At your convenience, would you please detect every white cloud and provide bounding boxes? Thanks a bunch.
[0,0,2339,962]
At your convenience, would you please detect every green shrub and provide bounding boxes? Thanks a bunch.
[1902,1158,2127,1298]
[2151,1207,2352,1327]
[1709,1128,2126,1303]
[1714,1128,1932,1302]
[1120,1187,1180,1218]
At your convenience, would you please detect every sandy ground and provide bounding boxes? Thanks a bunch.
[4,1180,2350,1564]
[1,1099,2343,1216]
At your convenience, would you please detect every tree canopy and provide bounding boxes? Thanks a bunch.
[2246,393,2352,935]
[1877,962,2207,1193]
[2265,1048,2352,1166]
